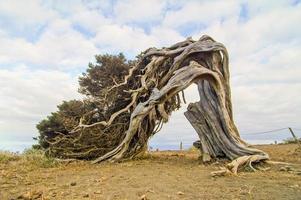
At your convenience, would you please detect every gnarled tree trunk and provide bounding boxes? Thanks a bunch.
[44,35,269,173]
[91,36,268,173]
[184,81,264,163]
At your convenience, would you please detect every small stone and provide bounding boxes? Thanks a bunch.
[240,190,249,195]
[61,191,70,196]
[290,184,299,188]
[17,192,30,200]
[83,193,89,198]
[146,189,155,193]
[285,165,293,171]
[70,182,77,186]
[140,194,147,200]
[177,191,184,195]
[18,190,42,200]
[279,167,286,171]
[94,191,102,194]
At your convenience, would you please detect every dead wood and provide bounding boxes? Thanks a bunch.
[42,35,269,172]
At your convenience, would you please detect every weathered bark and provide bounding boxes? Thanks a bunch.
[93,36,268,165]
[44,35,269,172]
[184,80,265,163]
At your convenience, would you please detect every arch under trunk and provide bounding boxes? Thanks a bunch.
[45,35,269,174]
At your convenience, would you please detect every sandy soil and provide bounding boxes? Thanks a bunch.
[1,144,301,200]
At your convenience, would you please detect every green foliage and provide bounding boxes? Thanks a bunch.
[36,99,91,149]
[0,151,20,164]
[282,137,301,144]
[0,149,58,168]
[187,146,199,152]
[36,111,65,149]
[22,148,58,168]
[78,53,132,98]
[31,144,42,150]
[78,53,134,118]
[36,53,133,152]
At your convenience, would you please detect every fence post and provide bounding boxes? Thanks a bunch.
[288,127,301,148]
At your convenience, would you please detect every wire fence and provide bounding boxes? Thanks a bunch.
[241,127,288,135]
[240,127,301,145]
[149,127,301,150]
[241,127,301,136]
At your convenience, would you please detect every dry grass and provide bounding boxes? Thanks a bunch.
[1,144,301,200]
[0,151,19,164]
[0,148,58,168]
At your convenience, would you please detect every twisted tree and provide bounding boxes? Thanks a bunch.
[37,35,269,174]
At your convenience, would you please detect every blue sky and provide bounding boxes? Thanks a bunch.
[0,0,301,151]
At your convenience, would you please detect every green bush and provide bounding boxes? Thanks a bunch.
[0,151,20,164]
[187,146,199,152]
[282,137,301,144]
[22,148,58,168]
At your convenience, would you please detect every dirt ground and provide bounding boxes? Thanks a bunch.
[1,144,301,200]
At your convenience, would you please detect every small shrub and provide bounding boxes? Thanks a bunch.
[282,137,301,144]
[0,151,20,164]
[22,148,58,168]
[187,146,199,152]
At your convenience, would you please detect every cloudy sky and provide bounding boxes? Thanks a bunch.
[0,0,301,151]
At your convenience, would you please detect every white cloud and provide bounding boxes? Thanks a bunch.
[0,34,35,64]
[233,83,301,132]
[93,24,156,55]
[150,26,185,46]
[93,24,184,56]
[70,8,111,33]
[0,0,55,24]
[113,0,166,23]
[0,0,301,150]
[34,19,98,69]
[0,66,80,121]
[195,3,301,58]
[162,0,240,28]
[0,19,98,69]
[0,66,81,142]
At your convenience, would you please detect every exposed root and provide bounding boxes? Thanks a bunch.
[91,143,124,163]
[211,154,269,176]
[228,154,269,174]
[211,167,232,177]
[265,160,301,166]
